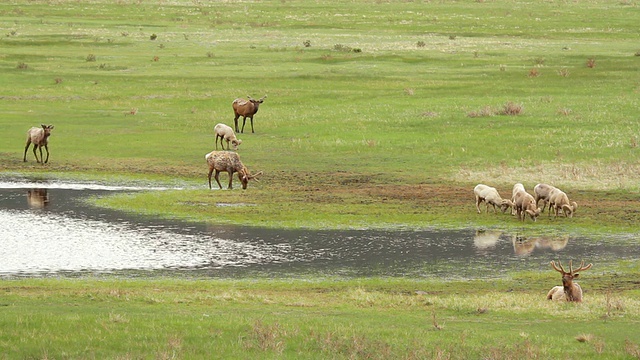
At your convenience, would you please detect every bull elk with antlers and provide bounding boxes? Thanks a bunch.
[547,260,593,302]
[205,150,262,190]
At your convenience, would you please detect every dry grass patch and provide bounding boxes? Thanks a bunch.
[455,161,640,191]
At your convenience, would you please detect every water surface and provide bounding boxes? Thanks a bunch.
[1,179,637,278]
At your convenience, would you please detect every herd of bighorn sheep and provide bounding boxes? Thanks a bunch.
[474,182,577,221]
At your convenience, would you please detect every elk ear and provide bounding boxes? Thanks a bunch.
[41,124,47,129]
[573,273,580,279]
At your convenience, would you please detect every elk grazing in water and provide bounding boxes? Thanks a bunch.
[232,95,266,133]
[23,124,54,164]
[547,260,593,302]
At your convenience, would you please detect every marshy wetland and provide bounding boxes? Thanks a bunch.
[1,0,640,358]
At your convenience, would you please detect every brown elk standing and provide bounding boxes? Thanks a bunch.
[23,124,54,164]
[232,95,266,134]
[547,260,593,302]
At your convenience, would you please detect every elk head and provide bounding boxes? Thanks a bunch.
[550,260,592,290]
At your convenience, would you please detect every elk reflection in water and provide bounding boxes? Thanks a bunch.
[27,188,49,209]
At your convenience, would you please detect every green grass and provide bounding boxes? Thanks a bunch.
[1,1,640,357]
[1,275,640,359]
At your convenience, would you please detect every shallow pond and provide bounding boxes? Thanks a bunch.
[0,178,637,278]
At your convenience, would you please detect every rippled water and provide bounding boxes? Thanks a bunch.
[1,178,638,278]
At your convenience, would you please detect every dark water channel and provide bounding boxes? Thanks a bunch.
[1,179,637,279]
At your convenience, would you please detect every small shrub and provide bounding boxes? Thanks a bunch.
[586,57,596,68]
[528,68,540,77]
[54,78,63,84]
[86,53,96,62]
[416,41,426,48]
[158,43,165,49]
[404,88,414,96]
[557,108,572,116]
[576,334,595,343]
[352,47,362,53]
[333,44,351,52]
[624,340,640,358]
[635,50,640,56]
[153,56,159,62]
[558,68,570,77]
[631,136,638,148]
[16,62,28,69]
[468,106,494,118]
[449,35,456,40]
[98,63,107,69]
[150,33,157,40]
[121,31,129,37]
[499,64,506,71]
[499,102,523,116]
[303,39,311,47]
[534,57,545,65]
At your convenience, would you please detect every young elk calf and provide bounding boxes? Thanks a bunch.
[205,151,262,190]
[23,124,54,164]
[547,260,593,302]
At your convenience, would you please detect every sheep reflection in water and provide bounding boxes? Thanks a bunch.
[512,235,569,256]
[27,188,49,209]
[473,229,502,252]
[472,230,569,256]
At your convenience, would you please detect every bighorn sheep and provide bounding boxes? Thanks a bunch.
[232,95,266,133]
[23,124,54,164]
[513,189,541,222]
[533,183,557,214]
[205,151,262,190]
[547,260,592,302]
[510,183,526,215]
[214,123,242,151]
[549,188,578,218]
[473,184,513,214]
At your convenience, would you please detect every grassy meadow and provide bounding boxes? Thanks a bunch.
[1,0,640,358]
[1,0,639,233]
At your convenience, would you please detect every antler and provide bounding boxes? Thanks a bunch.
[551,260,592,275]
[571,260,593,274]
[550,260,566,274]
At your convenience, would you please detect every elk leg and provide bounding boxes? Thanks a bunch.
[33,144,40,163]
[214,170,223,189]
[208,167,214,189]
[23,141,31,162]
[227,170,234,189]
[43,145,49,163]
[234,115,240,133]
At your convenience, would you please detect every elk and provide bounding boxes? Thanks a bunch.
[205,150,262,190]
[232,95,266,133]
[23,124,54,164]
[547,260,593,302]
